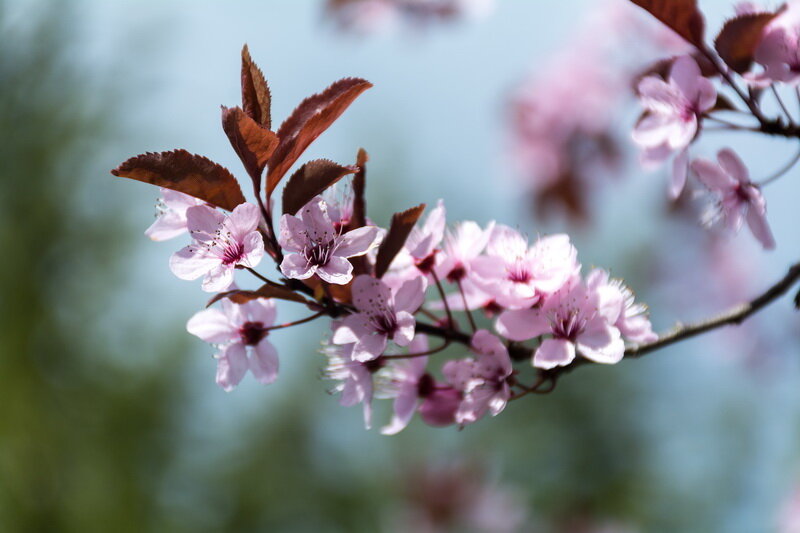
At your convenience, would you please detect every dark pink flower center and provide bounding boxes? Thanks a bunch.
[506,261,531,283]
[417,373,435,398]
[446,262,466,283]
[222,241,245,265]
[370,312,398,337]
[552,309,586,342]
[239,321,267,346]
[303,240,336,267]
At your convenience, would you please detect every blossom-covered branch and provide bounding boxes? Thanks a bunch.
[111,14,800,434]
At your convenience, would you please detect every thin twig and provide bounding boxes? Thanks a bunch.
[264,311,325,332]
[457,280,478,333]
[431,270,456,330]
[772,84,796,126]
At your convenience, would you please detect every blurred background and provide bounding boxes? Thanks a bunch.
[1,0,799,531]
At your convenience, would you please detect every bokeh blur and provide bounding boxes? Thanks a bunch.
[1,0,799,531]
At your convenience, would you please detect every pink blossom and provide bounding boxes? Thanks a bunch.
[278,196,381,285]
[170,203,264,293]
[187,297,278,391]
[471,225,579,310]
[418,386,461,427]
[323,342,380,429]
[332,275,426,361]
[380,335,430,435]
[442,330,513,425]
[145,188,207,241]
[749,26,800,87]
[633,55,716,198]
[586,269,658,344]
[436,220,494,283]
[405,199,447,272]
[496,275,625,369]
[691,148,775,249]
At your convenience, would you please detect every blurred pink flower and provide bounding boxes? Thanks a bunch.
[380,335,430,435]
[187,298,278,391]
[633,55,716,198]
[332,275,426,361]
[691,148,775,249]
[170,203,264,292]
[145,188,207,241]
[278,196,381,285]
[324,341,378,429]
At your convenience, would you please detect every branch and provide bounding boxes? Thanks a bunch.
[623,261,800,359]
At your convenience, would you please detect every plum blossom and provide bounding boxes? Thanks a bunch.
[588,269,658,344]
[443,330,513,425]
[496,274,625,369]
[332,275,426,361]
[145,188,207,241]
[323,342,380,429]
[187,297,278,391]
[170,203,264,293]
[471,225,579,309]
[633,55,716,198]
[691,148,775,250]
[383,200,446,289]
[749,25,800,87]
[278,196,380,285]
[380,335,430,435]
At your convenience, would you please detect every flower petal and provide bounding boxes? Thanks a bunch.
[316,256,354,285]
[249,340,279,384]
[216,343,249,392]
[533,338,576,369]
[496,309,549,342]
[186,308,237,343]
[336,226,380,258]
[280,253,315,280]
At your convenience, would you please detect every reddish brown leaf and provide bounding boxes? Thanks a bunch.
[266,78,373,196]
[715,10,784,73]
[630,0,705,46]
[207,283,312,307]
[221,106,279,191]
[111,150,245,211]
[282,159,356,215]
[375,204,426,279]
[241,44,272,129]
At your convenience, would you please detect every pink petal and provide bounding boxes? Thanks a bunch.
[202,265,235,293]
[393,276,426,313]
[241,231,265,268]
[669,55,702,97]
[249,340,279,384]
[278,214,308,253]
[746,200,776,250]
[145,212,187,241]
[240,298,277,327]
[717,148,750,183]
[637,76,683,114]
[533,338,575,369]
[316,256,354,285]
[577,319,625,364]
[691,156,737,191]
[495,309,550,342]
[332,314,371,345]
[216,343,249,392]
[352,275,393,314]
[486,224,527,258]
[336,226,380,258]
[228,203,261,238]
[169,246,217,280]
[353,333,388,362]
[393,311,416,346]
[186,205,224,238]
[418,387,460,427]
[670,149,690,199]
[381,386,419,435]
[280,253,316,280]
[186,308,237,344]
[298,197,336,243]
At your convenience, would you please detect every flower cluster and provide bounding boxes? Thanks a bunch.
[112,45,659,435]
[629,1,800,250]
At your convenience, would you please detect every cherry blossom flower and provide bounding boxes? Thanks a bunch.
[323,342,381,429]
[633,55,716,198]
[404,199,447,273]
[187,297,278,391]
[587,269,658,344]
[442,330,513,425]
[436,220,494,283]
[471,225,579,310]
[691,148,775,250]
[332,275,426,361]
[145,188,207,241]
[278,196,381,285]
[496,275,625,369]
[170,203,264,293]
[749,26,800,87]
[380,335,430,435]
